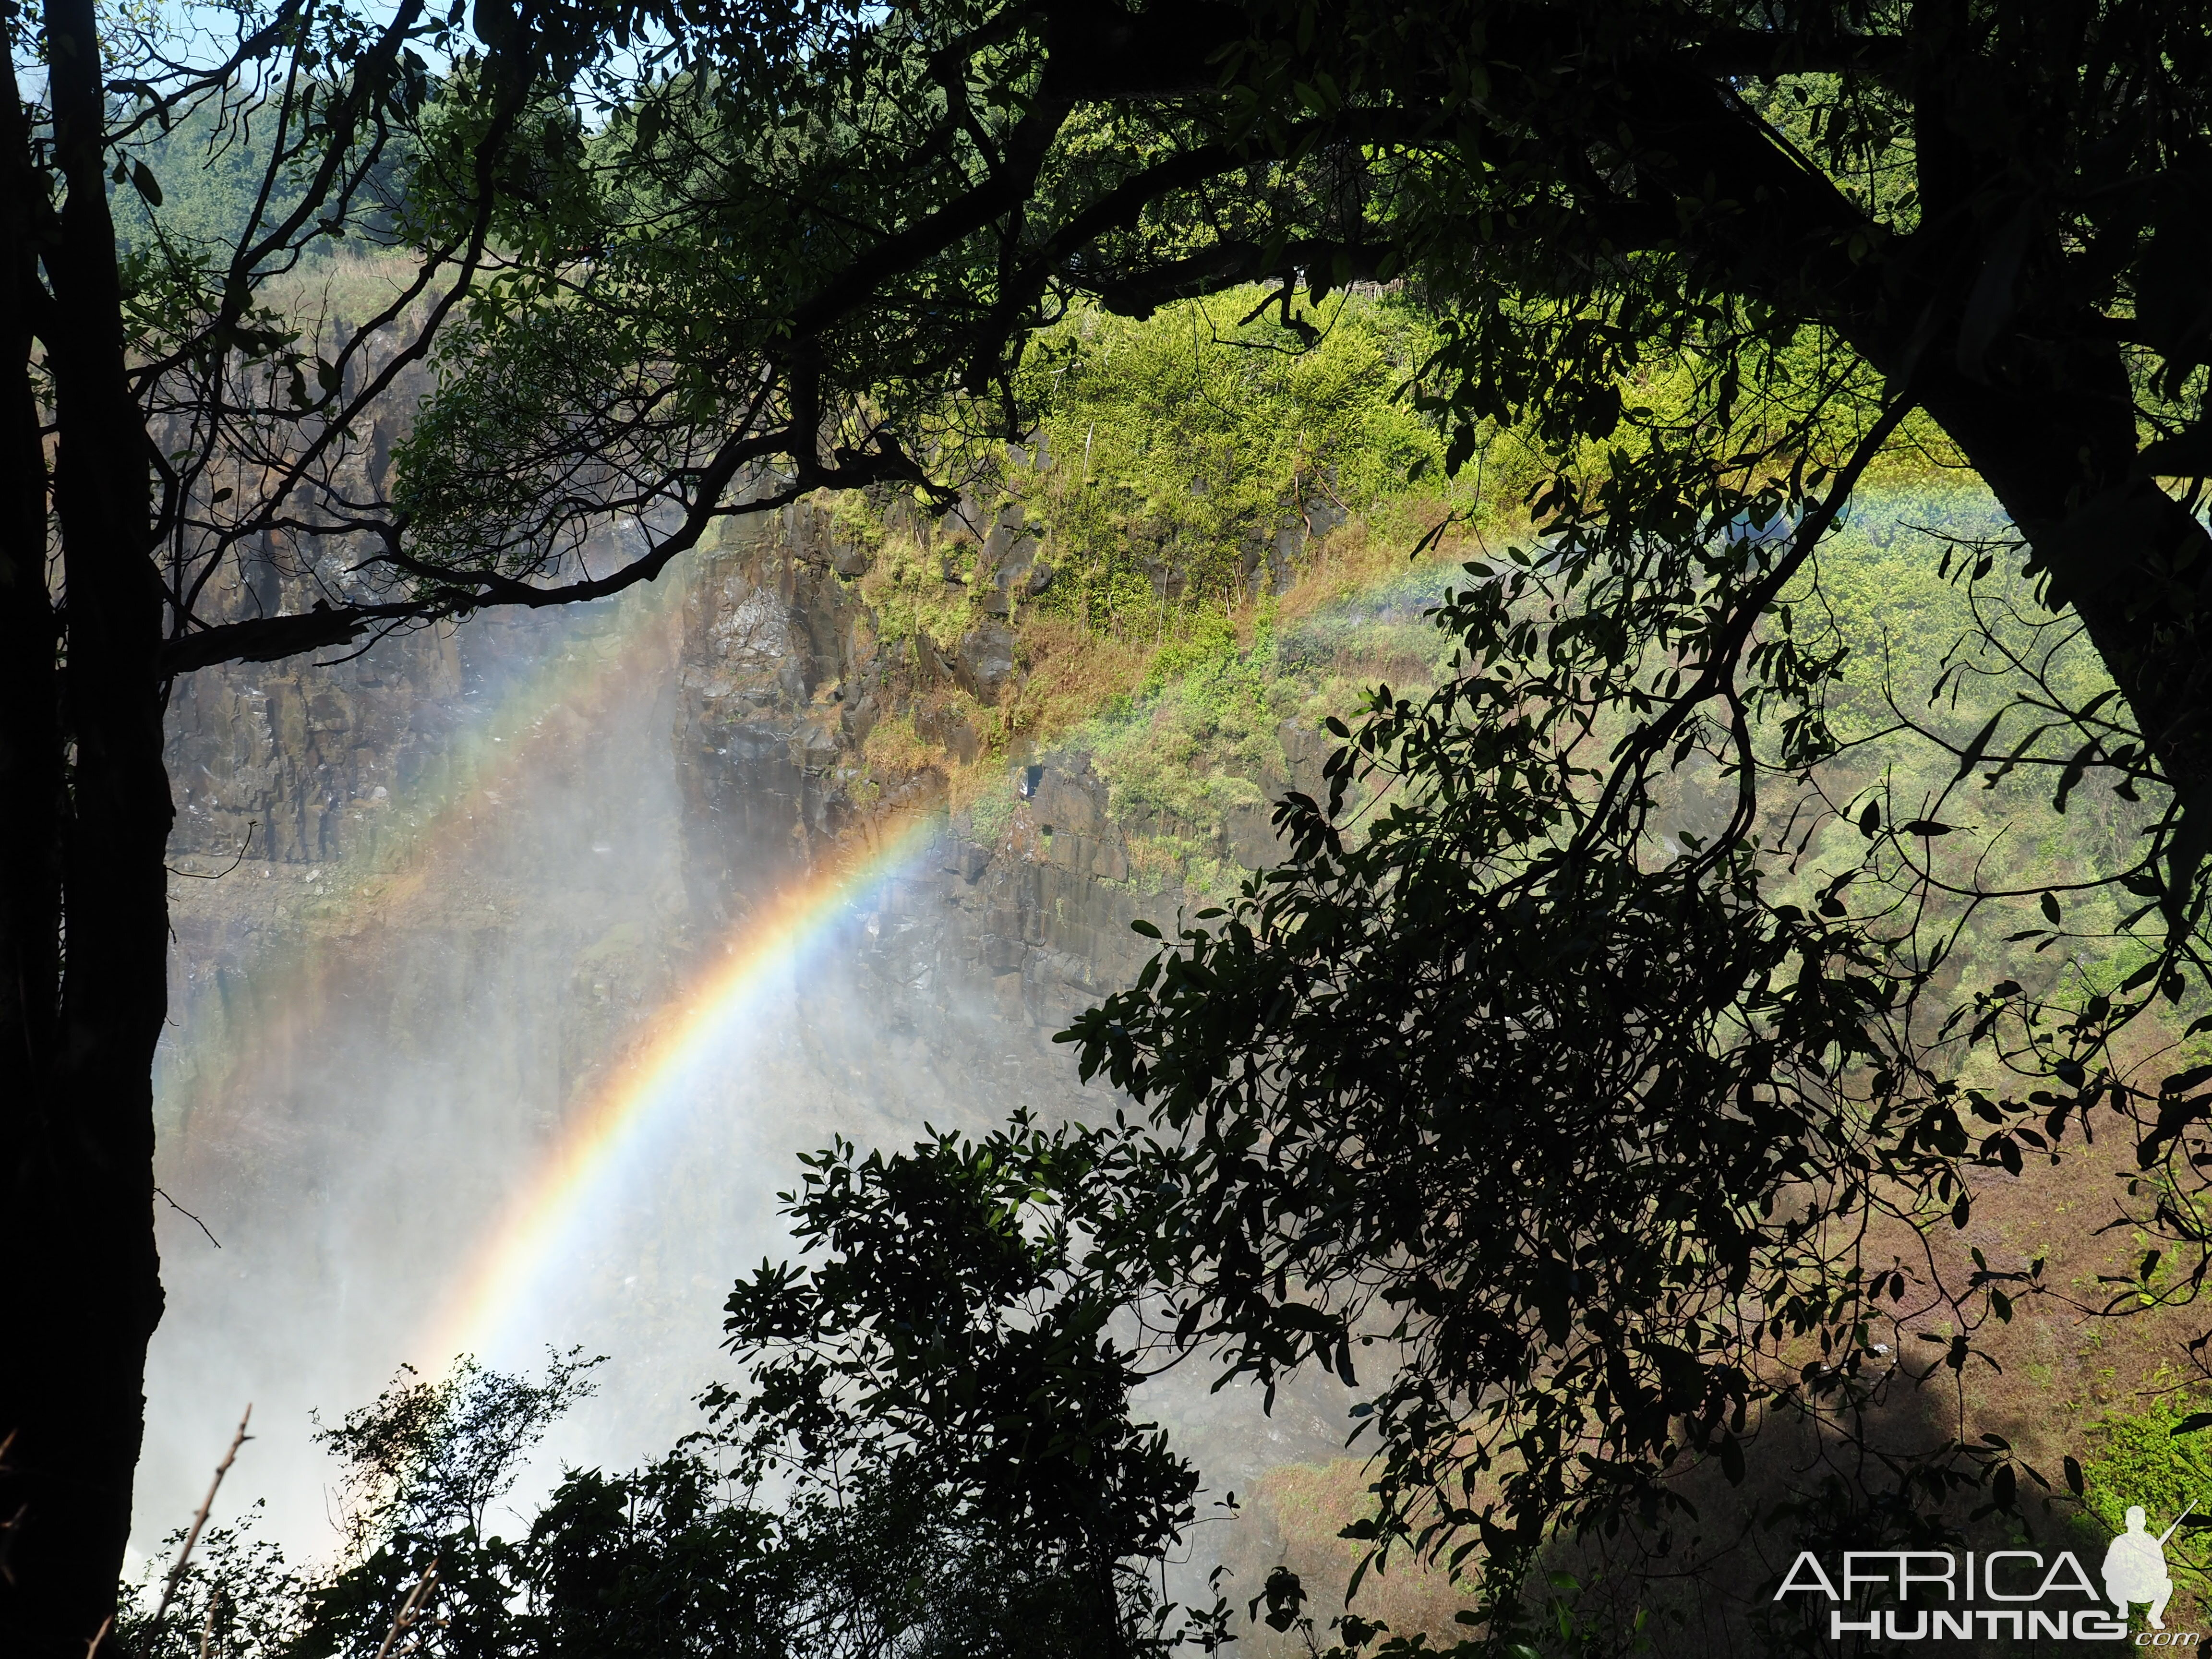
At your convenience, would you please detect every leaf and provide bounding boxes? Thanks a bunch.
[1857,799,1881,838]
[1718,1431,1745,1486]
[1900,819,1954,836]
[2169,777,2212,900]
[2173,1412,2212,1435]
[2041,890,2061,924]
[2053,739,2097,814]
[2139,421,2212,477]
[130,160,163,208]
[2065,1455,2085,1494]
[1952,708,2006,779]
[473,0,516,45]
[1130,919,1161,938]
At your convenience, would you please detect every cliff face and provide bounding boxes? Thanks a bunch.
[166,597,465,871]
[671,501,1185,1046]
[160,593,686,1131]
[144,495,1271,1554]
[158,488,1299,1300]
[156,498,1195,1114]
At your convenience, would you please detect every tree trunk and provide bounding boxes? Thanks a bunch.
[1908,350,2212,810]
[1629,60,2212,817]
[0,0,171,1652]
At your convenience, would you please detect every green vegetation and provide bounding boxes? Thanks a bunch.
[850,287,1441,640]
[1052,561,1451,899]
[832,286,1465,884]
[2080,1391,2212,1624]
[835,298,2151,969]
[1011,291,1444,624]
[124,1127,1219,1659]
[2083,1391,2212,1546]
[110,98,349,263]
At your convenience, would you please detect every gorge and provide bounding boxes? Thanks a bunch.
[126,288,2212,1651]
[139,480,1443,1619]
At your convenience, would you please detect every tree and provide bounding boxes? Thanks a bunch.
[402,0,2212,802]
[120,1125,1214,1659]
[397,0,2212,1635]
[703,1120,1215,1659]
[2,0,689,1647]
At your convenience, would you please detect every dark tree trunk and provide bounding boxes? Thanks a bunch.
[0,0,60,1080]
[1908,353,2212,807]
[0,0,170,1652]
[1626,58,2212,817]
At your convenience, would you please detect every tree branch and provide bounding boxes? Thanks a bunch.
[144,1407,252,1646]
[1571,394,1915,860]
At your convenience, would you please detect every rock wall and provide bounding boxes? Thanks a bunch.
[166,605,465,870]
[670,504,1196,1054]
[145,491,1363,1609]
[155,485,1342,1263]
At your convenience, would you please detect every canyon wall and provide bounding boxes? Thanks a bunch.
[673,500,1180,1049]
[144,496,1357,1567]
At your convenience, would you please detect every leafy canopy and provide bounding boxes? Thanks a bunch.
[177,0,2212,1638]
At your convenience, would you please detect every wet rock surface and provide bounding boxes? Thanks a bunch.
[667,505,1180,1092]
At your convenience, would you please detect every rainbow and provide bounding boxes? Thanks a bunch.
[406,549,1477,1372]
[156,580,683,1152]
[420,811,944,1368]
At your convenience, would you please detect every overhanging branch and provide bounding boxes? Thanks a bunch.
[158,424,942,676]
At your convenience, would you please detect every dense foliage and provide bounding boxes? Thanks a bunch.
[123,1126,1222,1659]
[1010,293,1443,621]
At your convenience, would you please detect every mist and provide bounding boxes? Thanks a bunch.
[145,577,1009,1553]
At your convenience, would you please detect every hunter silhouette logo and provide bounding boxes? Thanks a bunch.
[2104,1503,2192,1632]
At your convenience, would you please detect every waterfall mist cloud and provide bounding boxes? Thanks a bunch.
[142,564,1130,1561]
